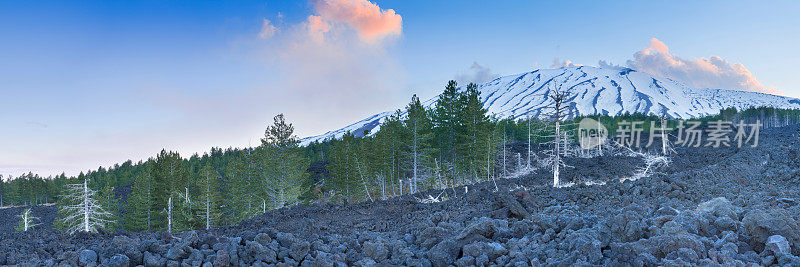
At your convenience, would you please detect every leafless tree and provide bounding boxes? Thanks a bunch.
[541,83,576,187]
[17,208,40,232]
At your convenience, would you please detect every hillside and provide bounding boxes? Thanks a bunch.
[302,66,800,144]
[2,124,799,266]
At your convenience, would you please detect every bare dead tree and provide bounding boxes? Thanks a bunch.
[17,208,40,232]
[610,140,671,182]
[658,109,676,155]
[541,83,577,187]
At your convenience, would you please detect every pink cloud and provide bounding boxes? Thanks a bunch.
[628,38,782,95]
[642,38,669,54]
[306,15,330,42]
[252,0,405,139]
[311,0,402,43]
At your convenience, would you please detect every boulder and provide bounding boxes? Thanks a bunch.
[765,235,791,255]
[214,250,230,267]
[79,249,98,266]
[290,240,311,261]
[255,233,272,246]
[455,217,498,242]
[606,204,650,242]
[742,209,800,254]
[566,232,603,264]
[106,254,130,267]
[462,242,508,260]
[665,247,699,263]
[427,239,459,267]
[631,234,707,259]
[497,192,531,220]
[417,226,454,249]
[245,240,277,264]
[362,241,389,262]
[696,197,738,220]
[143,251,165,267]
[166,243,190,260]
[454,256,475,267]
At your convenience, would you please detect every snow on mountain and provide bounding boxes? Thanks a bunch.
[301,66,800,145]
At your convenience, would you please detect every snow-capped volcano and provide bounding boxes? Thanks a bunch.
[302,66,800,144]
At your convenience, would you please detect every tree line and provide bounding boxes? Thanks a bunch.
[2,79,799,233]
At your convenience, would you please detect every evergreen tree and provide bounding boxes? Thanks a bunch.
[432,80,463,182]
[0,176,6,207]
[328,132,362,201]
[196,164,222,229]
[97,184,119,231]
[151,150,190,232]
[403,94,435,193]
[124,169,153,231]
[227,153,260,223]
[487,117,504,186]
[457,83,492,181]
[260,114,310,208]
[371,111,405,198]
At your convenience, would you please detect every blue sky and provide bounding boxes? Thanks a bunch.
[2,0,799,177]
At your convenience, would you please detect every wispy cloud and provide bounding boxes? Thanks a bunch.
[258,18,278,39]
[454,62,499,85]
[627,38,782,95]
[597,60,625,70]
[551,58,581,68]
[25,121,48,128]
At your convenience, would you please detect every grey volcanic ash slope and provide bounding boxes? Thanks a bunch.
[2,124,800,266]
[302,66,800,144]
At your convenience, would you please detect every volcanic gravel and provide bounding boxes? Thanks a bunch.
[1,124,799,266]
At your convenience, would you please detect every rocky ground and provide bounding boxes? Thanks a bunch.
[1,124,799,266]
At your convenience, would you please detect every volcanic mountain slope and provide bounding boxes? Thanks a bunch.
[3,124,800,266]
[302,66,800,144]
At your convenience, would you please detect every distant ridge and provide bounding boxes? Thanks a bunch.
[302,66,800,144]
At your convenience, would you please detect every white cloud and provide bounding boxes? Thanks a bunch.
[627,38,782,95]
[551,58,581,68]
[455,62,499,85]
[597,60,625,70]
[253,0,406,137]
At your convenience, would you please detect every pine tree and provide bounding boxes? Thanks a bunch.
[151,150,190,232]
[227,154,258,223]
[124,170,153,231]
[433,80,462,182]
[487,118,503,188]
[457,83,491,181]
[328,132,362,201]
[371,113,402,199]
[196,164,222,229]
[97,184,119,231]
[404,94,435,194]
[260,114,310,209]
[0,176,6,207]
